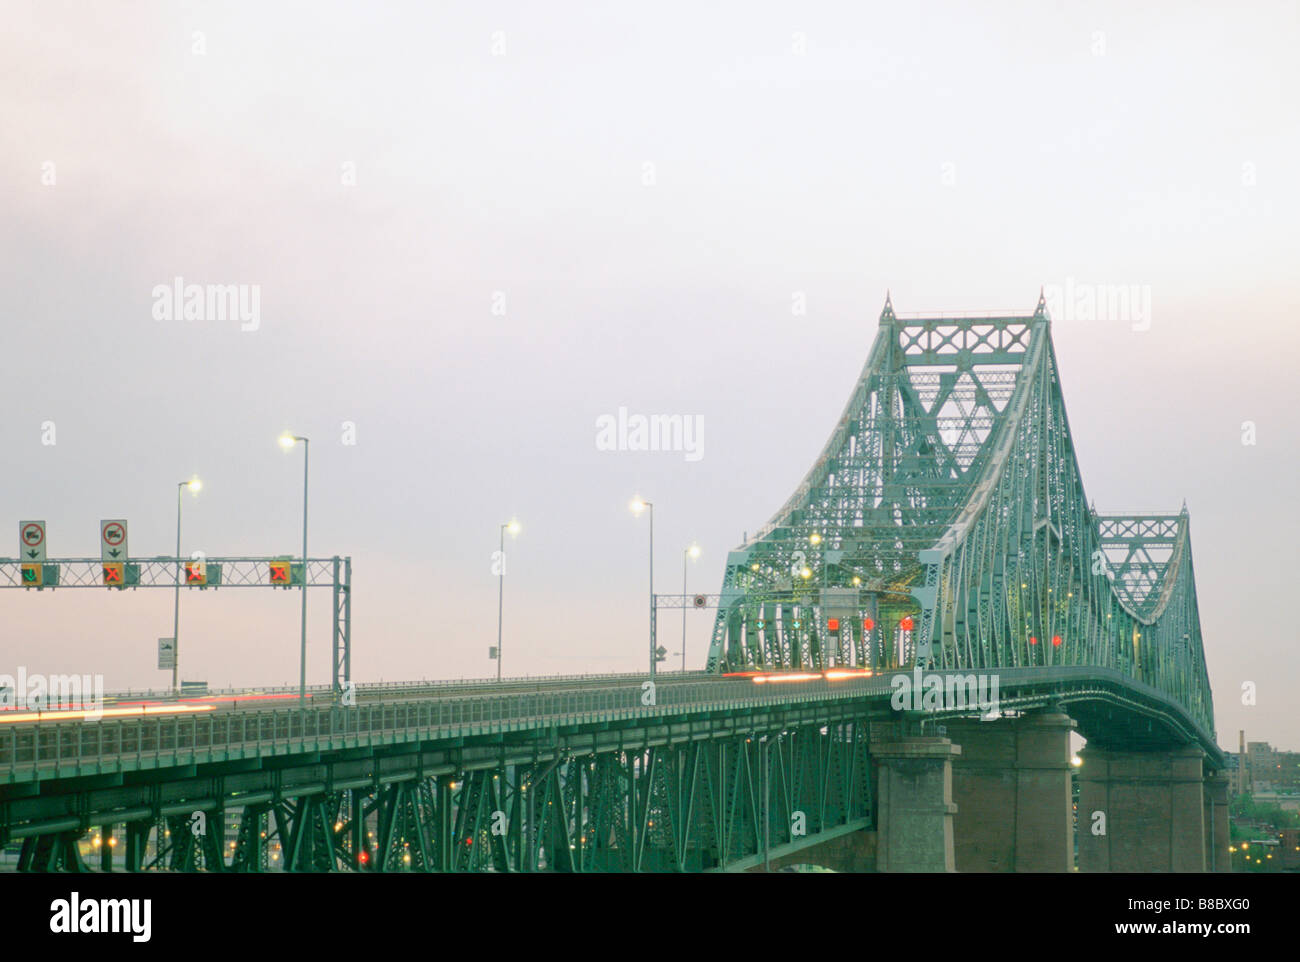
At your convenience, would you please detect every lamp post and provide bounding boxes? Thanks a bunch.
[682,543,699,672]
[497,519,521,681]
[280,433,309,705]
[172,478,201,692]
[630,498,654,678]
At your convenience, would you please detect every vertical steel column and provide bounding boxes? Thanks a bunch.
[332,556,341,694]
[172,485,182,692]
[497,525,505,681]
[351,790,364,870]
[299,439,309,707]
[343,556,352,689]
[100,824,114,872]
[648,503,655,679]
[331,556,352,695]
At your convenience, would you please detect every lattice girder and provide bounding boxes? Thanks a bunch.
[706,293,1215,740]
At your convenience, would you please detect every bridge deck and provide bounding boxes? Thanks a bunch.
[1,667,1222,790]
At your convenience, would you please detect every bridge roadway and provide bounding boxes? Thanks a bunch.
[1,666,1221,786]
[0,667,1226,872]
[12,671,725,716]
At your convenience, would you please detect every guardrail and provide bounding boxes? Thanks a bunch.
[0,676,888,778]
[25,669,717,706]
[0,666,1222,780]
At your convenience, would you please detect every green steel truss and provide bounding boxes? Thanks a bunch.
[706,293,1215,738]
[8,719,873,873]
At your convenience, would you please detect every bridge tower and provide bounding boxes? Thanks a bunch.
[707,293,1222,871]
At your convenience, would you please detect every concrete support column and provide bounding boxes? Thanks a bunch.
[947,712,1076,872]
[1077,745,1206,872]
[870,727,960,872]
[1203,771,1231,873]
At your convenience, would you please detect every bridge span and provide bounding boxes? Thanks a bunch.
[0,664,1226,872]
[1,295,1225,872]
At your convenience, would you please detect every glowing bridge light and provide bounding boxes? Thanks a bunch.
[0,703,218,725]
[752,672,821,684]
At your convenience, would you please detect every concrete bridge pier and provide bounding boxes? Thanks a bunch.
[870,726,960,872]
[1203,770,1232,873]
[1077,745,1211,872]
[946,712,1076,872]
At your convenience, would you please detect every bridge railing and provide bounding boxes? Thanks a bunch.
[46,670,717,708]
[0,665,1226,779]
[0,676,891,777]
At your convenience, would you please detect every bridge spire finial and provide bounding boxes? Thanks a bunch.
[1034,286,1048,318]
[880,290,895,325]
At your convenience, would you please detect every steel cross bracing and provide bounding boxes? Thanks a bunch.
[0,556,353,693]
[1,683,876,872]
[8,732,872,873]
[705,293,1215,740]
[0,556,343,589]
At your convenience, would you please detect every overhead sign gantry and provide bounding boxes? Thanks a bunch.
[3,520,352,692]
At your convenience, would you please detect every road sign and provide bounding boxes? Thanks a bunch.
[158,637,176,670]
[100,520,128,561]
[185,561,207,586]
[103,563,124,586]
[19,521,46,562]
[269,560,303,586]
[21,564,42,587]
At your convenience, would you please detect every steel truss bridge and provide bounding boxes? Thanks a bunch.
[0,294,1221,873]
[707,293,1214,738]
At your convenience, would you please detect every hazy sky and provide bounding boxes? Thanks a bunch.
[2,2,1297,751]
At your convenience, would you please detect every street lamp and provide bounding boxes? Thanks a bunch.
[682,543,700,672]
[630,498,655,678]
[171,477,201,692]
[497,519,521,682]
[280,433,309,705]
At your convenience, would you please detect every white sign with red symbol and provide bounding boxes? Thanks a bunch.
[100,519,128,562]
[19,520,46,562]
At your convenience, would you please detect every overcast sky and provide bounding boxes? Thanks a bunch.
[2,1,1297,750]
